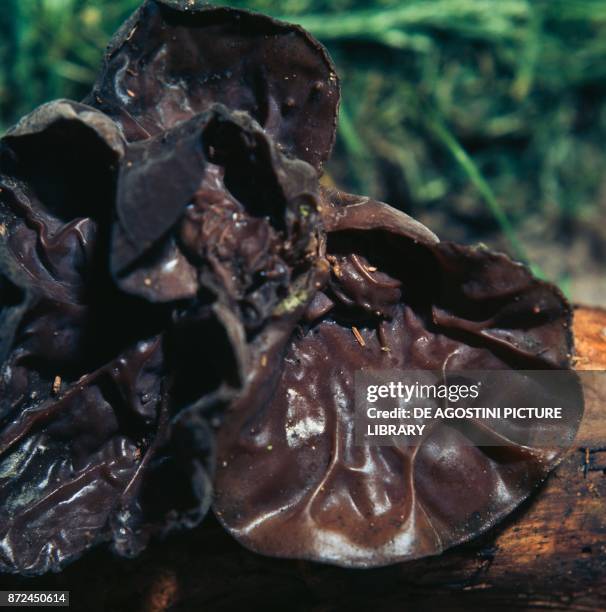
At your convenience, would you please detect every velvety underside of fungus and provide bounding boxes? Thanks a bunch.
[0,0,583,575]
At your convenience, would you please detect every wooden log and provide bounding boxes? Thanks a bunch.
[3,307,606,611]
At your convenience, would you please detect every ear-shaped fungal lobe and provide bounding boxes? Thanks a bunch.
[111,105,327,414]
[86,0,340,170]
[213,188,583,568]
[0,331,213,576]
[0,103,213,575]
[0,100,160,406]
[0,101,124,304]
[0,101,132,383]
[111,105,322,309]
[0,339,147,574]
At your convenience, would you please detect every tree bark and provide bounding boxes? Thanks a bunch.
[4,307,606,611]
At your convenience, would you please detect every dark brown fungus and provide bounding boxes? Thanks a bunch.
[86,0,340,170]
[0,102,212,574]
[111,105,322,310]
[0,1,584,576]
[108,103,327,426]
[213,189,583,567]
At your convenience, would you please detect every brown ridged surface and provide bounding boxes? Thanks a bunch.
[85,1,340,171]
[2,307,603,610]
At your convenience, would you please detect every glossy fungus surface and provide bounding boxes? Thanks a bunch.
[0,1,583,576]
[86,0,340,170]
[214,190,582,567]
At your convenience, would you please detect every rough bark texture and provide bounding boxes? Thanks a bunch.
[2,306,605,611]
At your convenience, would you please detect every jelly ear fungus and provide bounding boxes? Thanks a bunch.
[91,0,340,429]
[86,0,340,170]
[0,0,583,576]
[0,0,339,576]
[213,189,582,568]
[0,102,213,575]
[108,102,327,413]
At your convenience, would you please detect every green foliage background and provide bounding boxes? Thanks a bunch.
[1,0,605,295]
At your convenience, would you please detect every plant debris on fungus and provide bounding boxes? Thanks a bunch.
[0,0,583,576]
